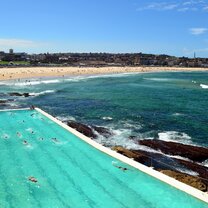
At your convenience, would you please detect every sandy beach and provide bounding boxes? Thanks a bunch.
[0,66,208,81]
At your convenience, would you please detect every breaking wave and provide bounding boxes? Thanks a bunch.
[158,131,192,144]
[0,79,61,86]
[56,115,76,122]
[29,90,55,96]
[143,78,175,82]
[200,84,208,89]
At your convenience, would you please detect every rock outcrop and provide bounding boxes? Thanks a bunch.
[139,139,208,162]
[9,92,31,97]
[67,121,112,139]
[67,121,97,139]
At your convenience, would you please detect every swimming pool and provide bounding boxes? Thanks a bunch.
[0,109,207,208]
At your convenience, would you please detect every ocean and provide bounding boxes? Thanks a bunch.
[0,71,208,150]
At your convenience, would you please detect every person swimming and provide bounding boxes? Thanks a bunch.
[17,132,21,137]
[28,176,38,183]
[23,140,28,145]
[51,138,59,143]
[113,163,128,172]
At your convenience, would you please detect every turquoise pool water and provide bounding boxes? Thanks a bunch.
[0,109,207,208]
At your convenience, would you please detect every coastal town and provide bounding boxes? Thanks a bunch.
[1,49,208,67]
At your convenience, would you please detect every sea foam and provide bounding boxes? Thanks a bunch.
[158,131,192,144]
[200,84,208,89]
[29,90,55,96]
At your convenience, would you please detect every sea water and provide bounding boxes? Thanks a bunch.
[0,109,207,208]
[0,71,208,148]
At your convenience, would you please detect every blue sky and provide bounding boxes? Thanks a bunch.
[0,0,208,57]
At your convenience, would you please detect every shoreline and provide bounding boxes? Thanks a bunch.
[0,66,208,81]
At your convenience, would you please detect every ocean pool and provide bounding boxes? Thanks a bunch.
[0,109,207,208]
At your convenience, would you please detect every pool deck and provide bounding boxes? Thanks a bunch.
[1,107,208,204]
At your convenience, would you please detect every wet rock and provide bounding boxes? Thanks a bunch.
[92,126,113,137]
[139,139,208,163]
[175,158,208,180]
[67,121,97,139]
[9,92,31,97]
[67,120,112,139]
[112,146,152,166]
[0,100,8,104]
[0,99,14,106]
[160,170,207,192]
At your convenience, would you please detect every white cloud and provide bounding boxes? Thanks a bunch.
[137,2,178,11]
[137,0,208,12]
[190,28,208,35]
[0,38,40,48]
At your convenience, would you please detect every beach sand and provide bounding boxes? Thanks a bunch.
[0,66,208,81]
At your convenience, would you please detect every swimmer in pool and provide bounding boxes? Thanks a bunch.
[28,176,38,183]
[17,132,21,137]
[113,164,128,172]
[51,138,59,143]
[23,140,28,145]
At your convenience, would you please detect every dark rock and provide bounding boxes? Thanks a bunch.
[9,92,31,97]
[0,100,8,104]
[112,146,149,164]
[175,158,208,181]
[67,121,97,139]
[0,99,14,106]
[67,120,112,139]
[139,139,208,162]
[92,126,113,137]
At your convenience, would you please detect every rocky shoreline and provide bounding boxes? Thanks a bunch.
[66,120,208,192]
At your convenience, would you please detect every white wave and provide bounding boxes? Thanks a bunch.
[8,102,19,107]
[175,168,199,176]
[56,115,76,122]
[94,128,141,149]
[121,121,142,130]
[64,72,141,82]
[144,78,173,82]
[200,84,208,89]
[102,116,113,121]
[202,159,208,167]
[158,131,192,144]
[172,113,184,117]
[29,90,55,96]
[167,154,192,162]
[1,79,61,86]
